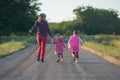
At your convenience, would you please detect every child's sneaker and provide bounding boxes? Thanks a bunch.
[75,61,78,64]
[73,57,76,61]
[75,59,78,64]
[61,59,64,61]
[56,59,60,62]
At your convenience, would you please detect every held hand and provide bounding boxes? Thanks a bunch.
[51,38,55,44]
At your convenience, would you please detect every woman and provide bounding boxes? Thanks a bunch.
[29,13,53,62]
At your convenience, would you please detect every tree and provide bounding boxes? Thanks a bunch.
[50,6,120,35]
[0,0,41,36]
[73,6,120,34]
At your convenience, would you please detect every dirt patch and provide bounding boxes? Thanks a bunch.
[81,46,120,66]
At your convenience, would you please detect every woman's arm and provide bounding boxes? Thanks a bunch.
[46,22,53,38]
[29,21,37,32]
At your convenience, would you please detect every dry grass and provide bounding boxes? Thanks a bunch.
[82,41,120,66]
[0,41,25,55]
[0,36,35,57]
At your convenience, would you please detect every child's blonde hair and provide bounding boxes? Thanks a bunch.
[73,30,78,35]
[55,33,61,38]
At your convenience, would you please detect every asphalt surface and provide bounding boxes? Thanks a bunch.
[0,44,120,80]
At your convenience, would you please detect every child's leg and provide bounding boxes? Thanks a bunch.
[75,52,79,58]
[72,52,75,57]
[72,52,76,61]
[61,54,63,59]
[75,52,79,63]
[60,54,64,61]
[57,54,60,62]
[58,54,60,59]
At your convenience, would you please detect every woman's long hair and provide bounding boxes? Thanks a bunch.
[37,15,44,22]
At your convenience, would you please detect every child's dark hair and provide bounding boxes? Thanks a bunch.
[73,30,78,35]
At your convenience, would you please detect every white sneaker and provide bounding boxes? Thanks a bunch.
[75,60,78,64]
[61,59,64,61]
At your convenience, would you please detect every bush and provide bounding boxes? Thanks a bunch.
[109,40,120,48]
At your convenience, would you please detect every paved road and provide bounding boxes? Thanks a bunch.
[0,44,120,80]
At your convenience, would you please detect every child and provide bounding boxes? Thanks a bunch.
[68,30,82,63]
[53,33,65,62]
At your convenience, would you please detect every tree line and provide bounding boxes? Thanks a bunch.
[50,6,120,35]
[0,0,41,36]
[0,2,120,36]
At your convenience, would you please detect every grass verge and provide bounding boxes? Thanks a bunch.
[0,36,35,58]
[82,41,120,66]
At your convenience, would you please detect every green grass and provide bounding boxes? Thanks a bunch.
[109,40,120,48]
[0,36,35,58]
[82,35,120,48]
[83,41,120,60]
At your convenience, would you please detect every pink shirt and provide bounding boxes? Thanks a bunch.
[54,38,65,54]
[68,35,80,52]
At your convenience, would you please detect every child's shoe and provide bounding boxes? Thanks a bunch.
[73,57,76,61]
[56,59,60,62]
[61,59,64,61]
[75,59,78,64]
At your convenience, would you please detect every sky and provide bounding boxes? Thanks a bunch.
[38,0,120,22]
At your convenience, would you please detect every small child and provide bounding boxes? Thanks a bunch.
[68,30,82,63]
[53,33,65,62]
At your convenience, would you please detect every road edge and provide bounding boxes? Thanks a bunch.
[81,46,120,67]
